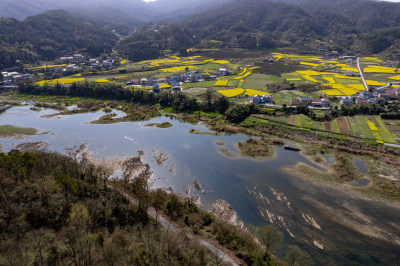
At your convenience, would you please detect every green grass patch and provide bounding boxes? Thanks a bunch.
[243,74,282,90]
[0,125,37,136]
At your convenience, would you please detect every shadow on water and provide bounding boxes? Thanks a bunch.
[1,105,400,265]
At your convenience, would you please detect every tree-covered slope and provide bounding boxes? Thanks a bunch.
[119,0,400,58]
[0,10,118,68]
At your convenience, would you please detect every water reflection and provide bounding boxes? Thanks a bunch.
[1,105,400,264]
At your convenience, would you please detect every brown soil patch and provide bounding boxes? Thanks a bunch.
[324,121,331,131]
[337,117,348,134]
[289,116,296,126]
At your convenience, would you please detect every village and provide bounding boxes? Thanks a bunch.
[2,50,400,114]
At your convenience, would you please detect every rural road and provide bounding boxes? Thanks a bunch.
[357,58,369,91]
[107,184,240,266]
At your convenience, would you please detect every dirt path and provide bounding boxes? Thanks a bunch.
[107,184,240,266]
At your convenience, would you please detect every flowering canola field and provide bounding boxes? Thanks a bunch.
[217,88,245,97]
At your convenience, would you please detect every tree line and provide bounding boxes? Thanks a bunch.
[20,82,257,123]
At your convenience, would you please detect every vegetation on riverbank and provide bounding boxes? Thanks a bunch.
[0,149,314,265]
[145,122,173,128]
[236,138,276,160]
[0,125,37,137]
[0,150,223,265]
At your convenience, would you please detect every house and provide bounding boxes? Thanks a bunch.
[140,78,148,85]
[53,67,63,72]
[345,71,354,77]
[210,75,217,80]
[102,61,112,67]
[340,96,353,105]
[251,95,262,104]
[375,88,400,101]
[355,98,377,104]
[171,85,182,93]
[152,84,161,93]
[170,80,182,93]
[251,94,272,105]
[218,68,227,76]
[149,78,158,85]
[358,91,372,99]
[157,78,167,84]
[12,74,22,81]
[385,60,400,68]
[66,64,77,70]
[21,73,31,80]
[60,57,68,63]
[290,99,302,106]
[91,63,99,69]
[346,59,354,65]
[331,51,340,56]
[311,98,331,108]
[74,54,83,60]
[169,75,181,82]
[67,57,74,62]
[297,97,312,105]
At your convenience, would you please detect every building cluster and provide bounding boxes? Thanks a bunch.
[290,97,331,109]
[54,54,114,72]
[250,94,273,105]
[125,69,226,94]
[1,71,31,84]
[340,87,400,105]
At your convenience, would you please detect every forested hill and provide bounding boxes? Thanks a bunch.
[119,0,400,59]
[0,10,118,69]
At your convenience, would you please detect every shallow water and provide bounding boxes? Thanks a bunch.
[352,158,369,175]
[1,105,400,265]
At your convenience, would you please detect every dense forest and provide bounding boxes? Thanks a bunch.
[0,148,311,265]
[0,10,118,69]
[119,0,400,58]
[0,149,223,265]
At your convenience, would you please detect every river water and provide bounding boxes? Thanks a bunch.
[1,105,400,265]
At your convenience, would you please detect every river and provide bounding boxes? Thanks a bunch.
[1,105,400,265]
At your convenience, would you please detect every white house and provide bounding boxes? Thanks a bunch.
[218,68,227,76]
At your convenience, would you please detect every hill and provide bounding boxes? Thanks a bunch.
[118,0,400,58]
[0,10,118,69]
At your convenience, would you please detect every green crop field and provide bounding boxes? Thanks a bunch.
[242,74,282,89]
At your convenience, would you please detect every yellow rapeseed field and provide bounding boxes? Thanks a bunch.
[302,75,319,83]
[323,77,336,83]
[363,66,397,74]
[214,80,229,86]
[35,78,85,85]
[367,121,378,131]
[95,80,109,83]
[347,84,366,90]
[238,68,247,76]
[214,60,230,64]
[300,62,319,67]
[159,84,171,89]
[40,64,67,69]
[366,80,386,86]
[319,89,344,96]
[217,88,245,97]
[244,89,270,96]
[389,75,400,80]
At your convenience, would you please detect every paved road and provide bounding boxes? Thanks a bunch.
[357,58,369,91]
[107,184,240,266]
